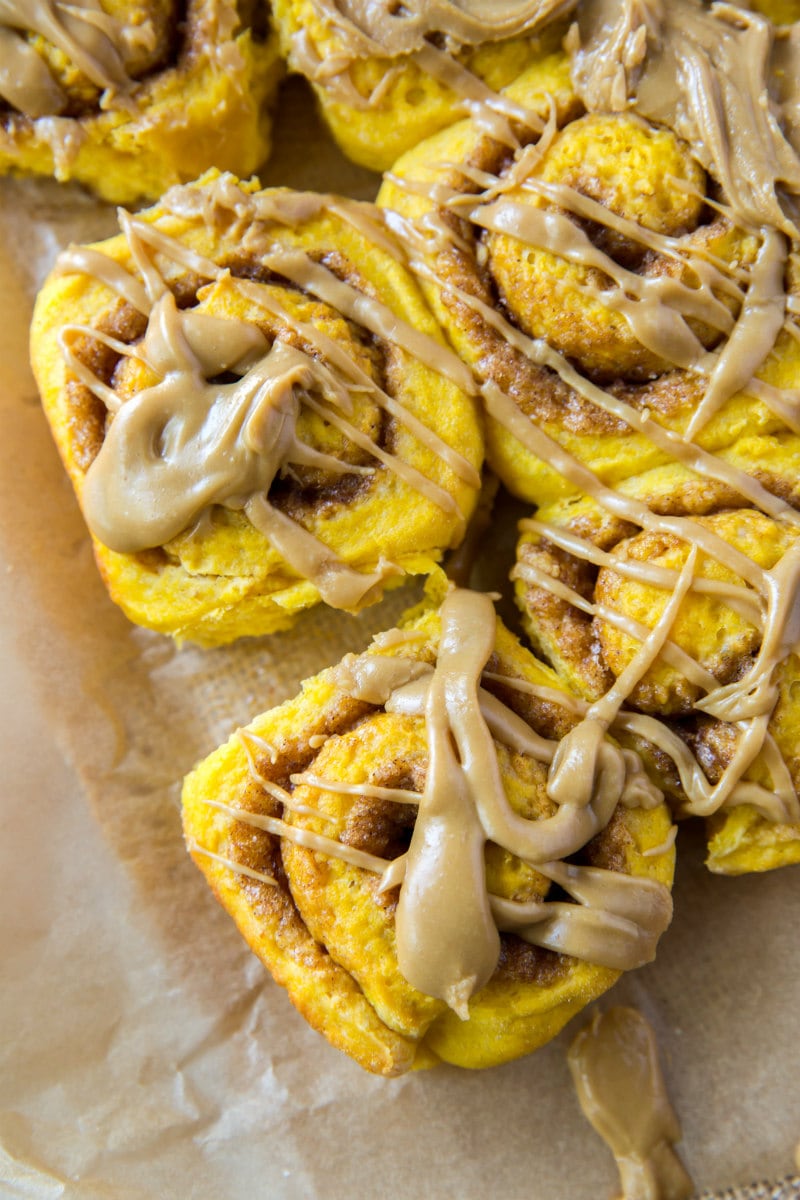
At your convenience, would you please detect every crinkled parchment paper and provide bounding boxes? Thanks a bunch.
[1,77,799,1200]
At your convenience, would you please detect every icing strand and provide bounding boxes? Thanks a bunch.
[519,517,763,627]
[186,838,278,888]
[290,772,421,804]
[586,548,699,729]
[204,797,393,875]
[513,557,720,692]
[230,274,481,489]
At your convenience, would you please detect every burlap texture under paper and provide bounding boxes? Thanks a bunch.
[1,76,799,1200]
[700,1181,800,1200]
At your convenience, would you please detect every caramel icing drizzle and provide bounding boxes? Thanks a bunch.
[0,0,138,117]
[195,588,673,1015]
[309,0,573,56]
[380,0,800,830]
[570,0,800,235]
[288,0,573,128]
[56,182,480,611]
[568,1006,694,1199]
[186,837,278,887]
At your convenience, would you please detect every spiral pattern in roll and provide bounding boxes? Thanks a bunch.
[379,59,800,511]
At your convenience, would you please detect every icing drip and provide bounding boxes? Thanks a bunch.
[394,589,500,1016]
[684,229,788,439]
[411,42,544,147]
[568,1007,694,1199]
[568,1008,695,1195]
[245,495,402,611]
[0,25,65,116]
[332,651,432,704]
[491,861,671,971]
[82,298,286,553]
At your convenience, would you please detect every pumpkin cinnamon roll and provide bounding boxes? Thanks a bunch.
[30,171,483,645]
[378,15,800,512]
[269,0,574,171]
[0,2,282,204]
[182,579,675,1075]
[514,475,800,876]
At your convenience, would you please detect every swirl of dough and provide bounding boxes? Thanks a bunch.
[484,114,727,381]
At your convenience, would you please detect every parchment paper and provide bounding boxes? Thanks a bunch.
[1,77,799,1200]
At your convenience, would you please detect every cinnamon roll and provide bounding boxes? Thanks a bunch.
[29,171,483,645]
[513,477,800,876]
[182,580,675,1075]
[0,2,282,203]
[378,26,800,512]
[269,0,574,171]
